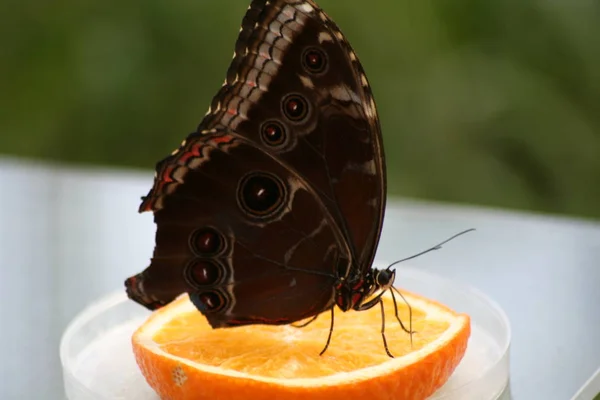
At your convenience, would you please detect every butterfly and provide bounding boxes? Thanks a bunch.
[125,0,409,357]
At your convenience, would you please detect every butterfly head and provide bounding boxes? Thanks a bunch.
[373,268,396,292]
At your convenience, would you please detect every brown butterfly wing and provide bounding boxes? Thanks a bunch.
[126,0,385,325]
[213,0,386,272]
[127,130,348,326]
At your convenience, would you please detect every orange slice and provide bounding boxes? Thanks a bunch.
[132,290,470,400]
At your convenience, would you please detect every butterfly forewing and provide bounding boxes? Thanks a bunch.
[127,0,385,327]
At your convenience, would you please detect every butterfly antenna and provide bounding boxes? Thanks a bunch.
[385,228,476,271]
[383,229,474,351]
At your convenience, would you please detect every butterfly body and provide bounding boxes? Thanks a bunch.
[126,0,391,347]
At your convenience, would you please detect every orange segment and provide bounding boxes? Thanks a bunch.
[132,290,470,400]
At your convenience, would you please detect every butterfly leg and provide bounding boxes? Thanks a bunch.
[292,314,319,328]
[355,291,394,357]
[378,299,394,358]
[390,287,416,347]
[318,307,335,356]
[356,289,415,357]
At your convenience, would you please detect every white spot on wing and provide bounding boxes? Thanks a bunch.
[365,97,377,119]
[360,74,369,87]
[299,75,314,89]
[319,31,334,43]
[281,5,295,19]
[297,3,315,13]
[343,160,378,175]
[331,85,361,104]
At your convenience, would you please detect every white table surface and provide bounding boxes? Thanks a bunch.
[1,157,599,400]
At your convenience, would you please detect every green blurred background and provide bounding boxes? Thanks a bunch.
[1,0,599,219]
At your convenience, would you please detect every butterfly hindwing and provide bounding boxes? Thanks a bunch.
[127,130,348,326]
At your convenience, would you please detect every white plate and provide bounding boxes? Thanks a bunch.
[60,266,511,400]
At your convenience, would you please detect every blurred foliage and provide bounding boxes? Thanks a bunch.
[1,0,599,218]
